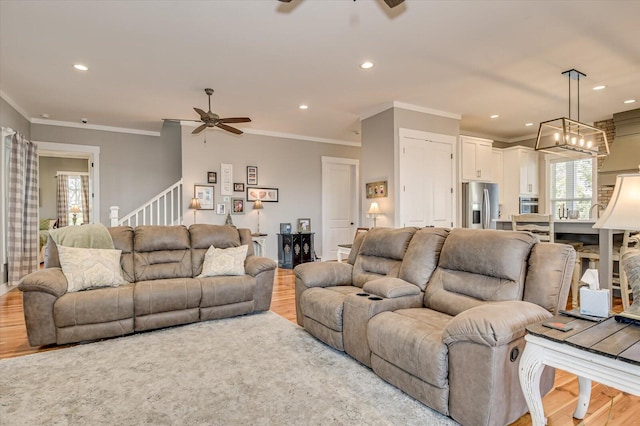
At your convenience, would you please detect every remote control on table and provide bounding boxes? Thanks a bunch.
[542,321,574,332]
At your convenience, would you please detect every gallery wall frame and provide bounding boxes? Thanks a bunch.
[207,172,217,184]
[232,198,245,214]
[247,166,258,185]
[194,185,214,210]
[220,163,233,195]
[365,180,388,199]
[246,187,278,202]
[234,183,245,192]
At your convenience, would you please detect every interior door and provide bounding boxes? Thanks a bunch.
[399,133,454,228]
[322,158,358,261]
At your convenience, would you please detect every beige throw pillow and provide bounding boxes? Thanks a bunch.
[198,245,248,277]
[57,245,127,292]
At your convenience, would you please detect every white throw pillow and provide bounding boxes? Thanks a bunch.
[198,245,248,277]
[57,245,127,292]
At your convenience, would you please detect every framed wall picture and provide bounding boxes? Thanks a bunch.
[220,163,233,195]
[246,187,278,202]
[366,180,388,199]
[207,172,217,184]
[216,203,226,215]
[297,218,311,232]
[280,223,292,234]
[234,182,245,192]
[232,198,245,215]
[247,166,258,185]
[194,185,214,210]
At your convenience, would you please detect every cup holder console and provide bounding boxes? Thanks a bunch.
[356,293,370,297]
[368,296,383,301]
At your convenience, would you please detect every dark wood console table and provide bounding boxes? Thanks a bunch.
[277,233,315,269]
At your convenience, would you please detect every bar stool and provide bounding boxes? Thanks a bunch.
[511,214,554,242]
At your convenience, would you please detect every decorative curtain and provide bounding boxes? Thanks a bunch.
[56,174,69,227]
[7,133,39,286]
[81,175,89,224]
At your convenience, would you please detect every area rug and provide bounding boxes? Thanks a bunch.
[0,311,457,425]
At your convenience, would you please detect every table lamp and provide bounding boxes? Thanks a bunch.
[593,167,640,324]
[189,197,201,224]
[70,204,81,225]
[367,202,381,227]
[253,199,264,234]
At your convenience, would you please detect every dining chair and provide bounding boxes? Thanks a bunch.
[511,213,554,243]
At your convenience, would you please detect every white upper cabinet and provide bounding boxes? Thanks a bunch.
[502,146,540,218]
[461,136,493,181]
[491,148,504,201]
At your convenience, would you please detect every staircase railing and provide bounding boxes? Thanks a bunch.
[110,179,183,227]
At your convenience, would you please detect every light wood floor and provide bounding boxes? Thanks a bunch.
[1,268,638,425]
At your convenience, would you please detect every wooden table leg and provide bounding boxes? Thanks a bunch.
[573,376,592,419]
[519,343,548,425]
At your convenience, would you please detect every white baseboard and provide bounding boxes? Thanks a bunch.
[0,282,14,296]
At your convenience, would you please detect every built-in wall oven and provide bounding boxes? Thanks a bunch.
[519,197,539,214]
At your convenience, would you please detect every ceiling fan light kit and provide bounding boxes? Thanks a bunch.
[163,88,251,136]
[535,69,609,158]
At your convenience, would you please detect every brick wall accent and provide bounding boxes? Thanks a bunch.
[594,118,616,208]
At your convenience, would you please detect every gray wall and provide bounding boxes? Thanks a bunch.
[39,157,89,219]
[181,127,360,260]
[361,107,460,226]
[31,121,182,225]
[0,97,30,138]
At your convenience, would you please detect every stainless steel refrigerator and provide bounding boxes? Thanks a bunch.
[462,182,499,229]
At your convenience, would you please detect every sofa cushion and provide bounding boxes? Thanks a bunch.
[57,245,127,292]
[300,286,362,331]
[368,308,453,388]
[134,226,192,281]
[399,227,449,290]
[190,224,243,275]
[134,278,201,316]
[109,226,135,283]
[54,284,134,327]
[424,229,536,316]
[199,275,256,308]
[198,245,248,277]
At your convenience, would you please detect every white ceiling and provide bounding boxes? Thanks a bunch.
[1,0,639,144]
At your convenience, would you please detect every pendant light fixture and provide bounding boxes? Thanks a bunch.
[535,69,609,157]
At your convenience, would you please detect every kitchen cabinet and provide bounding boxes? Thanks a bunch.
[491,148,504,202]
[502,146,540,218]
[461,136,493,181]
[277,233,315,269]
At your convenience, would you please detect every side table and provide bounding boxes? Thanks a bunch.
[519,316,640,425]
[251,234,267,257]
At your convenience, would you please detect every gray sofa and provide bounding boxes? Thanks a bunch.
[19,224,277,346]
[295,227,576,426]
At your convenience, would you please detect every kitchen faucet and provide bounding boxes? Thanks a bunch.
[590,203,604,219]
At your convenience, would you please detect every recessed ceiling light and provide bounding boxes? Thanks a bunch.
[360,61,374,69]
[73,64,88,71]
[593,85,606,91]
[490,114,499,119]
[525,122,534,127]
[41,113,50,119]
[623,99,636,104]
[299,104,308,110]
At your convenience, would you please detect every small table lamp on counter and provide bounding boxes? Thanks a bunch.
[70,204,81,225]
[593,166,640,324]
[253,199,264,234]
[189,197,201,224]
[367,202,381,227]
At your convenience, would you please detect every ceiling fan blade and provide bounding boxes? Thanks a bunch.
[192,124,208,134]
[219,117,252,124]
[216,123,243,135]
[163,118,202,122]
[384,0,404,7]
[193,107,209,121]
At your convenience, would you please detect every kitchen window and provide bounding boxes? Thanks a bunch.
[549,157,596,220]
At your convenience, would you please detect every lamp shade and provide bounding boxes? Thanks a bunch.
[189,197,201,210]
[69,204,81,214]
[593,172,640,230]
[253,200,264,210]
[367,202,380,215]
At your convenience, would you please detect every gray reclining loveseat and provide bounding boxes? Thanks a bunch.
[295,227,575,426]
[19,224,276,346]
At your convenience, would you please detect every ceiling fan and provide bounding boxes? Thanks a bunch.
[278,0,404,7]
[163,88,251,135]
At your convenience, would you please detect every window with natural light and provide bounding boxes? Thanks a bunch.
[67,175,84,225]
[549,158,594,220]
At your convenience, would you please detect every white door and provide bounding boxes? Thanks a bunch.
[322,157,359,261]
[399,130,454,228]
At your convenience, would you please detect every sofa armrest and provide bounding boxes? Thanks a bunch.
[244,255,277,277]
[294,262,353,288]
[362,277,420,298]
[442,301,552,347]
[18,268,68,297]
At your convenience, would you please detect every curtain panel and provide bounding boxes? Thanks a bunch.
[56,175,69,227]
[7,133,39,286]
[81,175,89,224]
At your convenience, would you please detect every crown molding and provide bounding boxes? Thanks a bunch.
[503,132,538,143]
[31,118,161,137]
[359,101,461,121]
[0,91,30,122]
